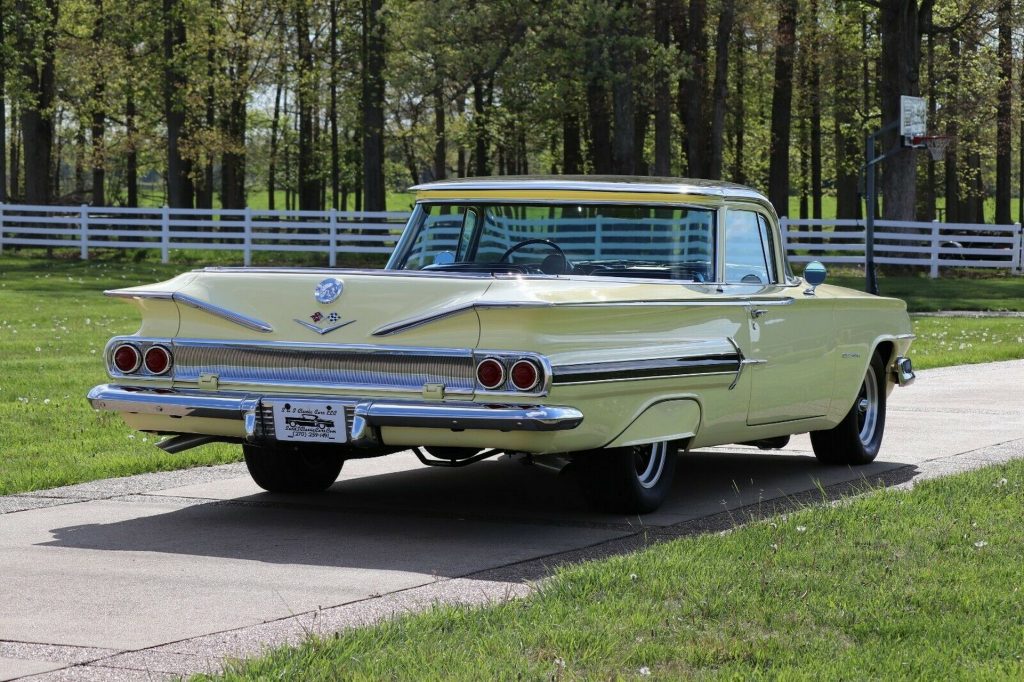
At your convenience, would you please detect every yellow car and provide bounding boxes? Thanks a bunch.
[88,177,915,513]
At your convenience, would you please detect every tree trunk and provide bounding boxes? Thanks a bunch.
[834,50,860,220]
[586,73,612,174]
[9,105,19,199]
[362,0,386,210]
[943,36,959,224]
[126,88,138,207]
[472,78,490,176]
[708,0,735,180]
[0,8,6,204]
[433,80,446,180]
[731,24,745,184]
[994,0,1012,224]
[767,0,797,216]
[563,112,581,175]
[676,0,706,176]
[163,0,192,208]
[15,0,58,204]
[808,0,822,219]
[221,96,247,209]
[295,2,318,210]
[268,80,282,211]
[878,0,933,220]
[923,28,936,220]
[329,0,340,208]
[652,0,671,176]
[611,59,635,175]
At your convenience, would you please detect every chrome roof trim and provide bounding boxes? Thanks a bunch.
[104,289,273,334]
[373,297,795,337]
[410,175,765,199]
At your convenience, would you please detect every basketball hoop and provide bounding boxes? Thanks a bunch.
[911,135,953,161]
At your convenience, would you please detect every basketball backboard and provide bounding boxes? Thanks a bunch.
[900,95,927,146]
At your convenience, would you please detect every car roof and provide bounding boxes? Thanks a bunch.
[410,175,774,213]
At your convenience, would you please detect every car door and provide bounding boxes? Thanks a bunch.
[721,208,837,426]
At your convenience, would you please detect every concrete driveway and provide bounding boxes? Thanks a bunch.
[2,360,1023,680]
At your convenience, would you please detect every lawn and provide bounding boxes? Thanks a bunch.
[206,459,1024,681]
[830,273,1024,312]
[1,252,1021,496]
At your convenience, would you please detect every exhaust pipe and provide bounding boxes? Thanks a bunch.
[156,434,223,454]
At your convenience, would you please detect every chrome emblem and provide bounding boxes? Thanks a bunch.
[314,278,343,304]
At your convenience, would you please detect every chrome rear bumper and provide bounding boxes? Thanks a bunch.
[894,356,915,387]
[87,384,584,448]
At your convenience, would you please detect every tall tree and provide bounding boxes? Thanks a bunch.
[708,0,735,180]
[294,0,319,210]
[0,0,7,204]
[877,0,933,220]
[14,0,59,204]
[163,0,193,208]
[652,0,671,176]
[676,0,706,176]
[767,0,797,216]
[362,0,386,210]
[994,0,1012,224]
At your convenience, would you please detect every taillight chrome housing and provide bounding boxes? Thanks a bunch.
[509,359,541,391]
[473,353,549,394]
[144,345,173,375]
[112,343,142,374]
[475,358,506,390]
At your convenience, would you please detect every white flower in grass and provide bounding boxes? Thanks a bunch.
[629,573,638,582]
[639,667,651,676]
[127,434,135,439]
[43,399,51,405]
[974,540,988,549]
[796,526,807,533]
[994,478,1008,488]
[34,347,41,352]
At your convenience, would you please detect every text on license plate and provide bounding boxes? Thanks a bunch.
[270,400,347,444]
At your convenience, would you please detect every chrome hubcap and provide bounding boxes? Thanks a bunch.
[634,442,668,489]
[857,368,879,445]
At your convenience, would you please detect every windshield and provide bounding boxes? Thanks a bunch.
[393,202,716,282]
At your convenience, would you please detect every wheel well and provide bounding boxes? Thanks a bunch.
[873,340,895,368]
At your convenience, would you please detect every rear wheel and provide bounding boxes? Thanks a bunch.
[243,443,344,493]
[576,441,678,514]
[810,352,887,465]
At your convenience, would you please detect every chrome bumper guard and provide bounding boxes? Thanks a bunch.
[894,356,915,387]
[87,384,584,447]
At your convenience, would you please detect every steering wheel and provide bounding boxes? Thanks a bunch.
[498,238,569,265]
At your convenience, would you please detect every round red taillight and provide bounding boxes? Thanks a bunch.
[144,345,173,375]
[112,344,141,374]
[510,359,541,391]
[476,358,506,390]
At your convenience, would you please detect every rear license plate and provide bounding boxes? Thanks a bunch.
[270,400,346,444]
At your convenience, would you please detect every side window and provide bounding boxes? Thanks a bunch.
[725,210,776,285]
[402,209,465,270]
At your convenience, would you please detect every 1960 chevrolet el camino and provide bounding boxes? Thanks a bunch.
[88,177,915,513]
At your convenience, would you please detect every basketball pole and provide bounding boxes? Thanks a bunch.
[863,120,899,296]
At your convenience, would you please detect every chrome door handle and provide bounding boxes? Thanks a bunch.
[750,308,768,319]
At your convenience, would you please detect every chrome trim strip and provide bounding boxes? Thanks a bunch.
[104,289,274,333]
[373,297,795,337]
[552,354,740,385]
[86,385,583,435]
[173,293,274,333]
[894,333,917,340]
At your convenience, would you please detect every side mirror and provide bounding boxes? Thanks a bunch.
[803,261,827,295]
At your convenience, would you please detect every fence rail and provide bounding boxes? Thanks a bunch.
[0,204,1021,276]
[780,216,1023,277]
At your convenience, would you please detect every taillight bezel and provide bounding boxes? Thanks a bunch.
[143,345,173,375]
[475,357,506,390]
[509,359,541,392]
[112,343,142,374]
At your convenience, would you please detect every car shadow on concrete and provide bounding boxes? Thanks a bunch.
[40,450,918,580]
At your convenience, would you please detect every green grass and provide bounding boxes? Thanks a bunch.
[784,195,1023,224]
[205,459,1024,681]
[831,273,1024,312]
[910,317,1024,369]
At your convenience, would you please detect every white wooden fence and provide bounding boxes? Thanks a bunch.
[0,203,407,266]
[0,203,1021,276]
[781,217,1023,277]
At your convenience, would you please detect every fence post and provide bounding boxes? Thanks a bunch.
[160,205,171,264]
[929,220,940,278]
[779,216,790,255]
[243,206,252,266]
[1013,223,1022,275]
[79,204,89,260]
[328,208,337,268]
[0,203,4,255]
